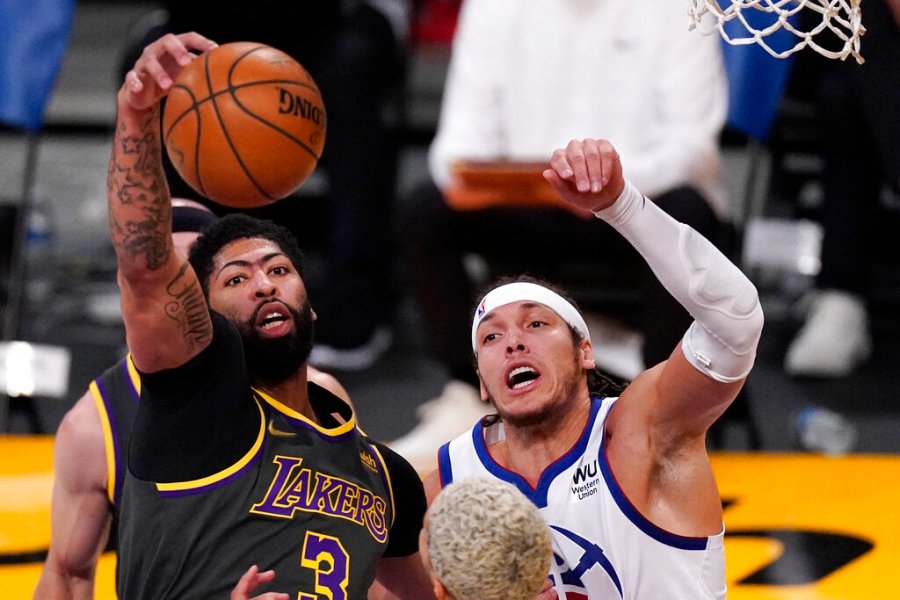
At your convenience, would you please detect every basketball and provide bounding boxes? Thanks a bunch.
[162,42,326,208]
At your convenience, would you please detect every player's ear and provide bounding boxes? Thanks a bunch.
[431,575,449,600]
[579,338,596,370]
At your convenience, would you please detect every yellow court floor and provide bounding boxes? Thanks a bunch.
[2,436,897,599]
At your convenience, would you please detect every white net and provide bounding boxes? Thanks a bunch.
[688,0,865,63]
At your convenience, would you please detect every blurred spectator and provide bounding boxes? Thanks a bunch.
[392,0,740,472]
[784,0,900,377]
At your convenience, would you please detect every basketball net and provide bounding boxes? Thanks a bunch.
[688,0,865,64]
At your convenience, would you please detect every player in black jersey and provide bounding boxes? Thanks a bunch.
[102,32,433,599]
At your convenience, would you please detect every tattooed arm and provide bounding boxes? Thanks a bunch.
[108,33,218,374]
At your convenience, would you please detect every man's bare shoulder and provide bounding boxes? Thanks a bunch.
[57,390,103,443]
[53,389,107,491]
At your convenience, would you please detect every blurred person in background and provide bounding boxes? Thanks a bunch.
[784,0,900,378]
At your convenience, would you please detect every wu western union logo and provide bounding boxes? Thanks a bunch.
[572,460,600,500]
[251,455,388,543]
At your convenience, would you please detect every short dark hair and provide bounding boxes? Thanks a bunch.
[188,213,305,297]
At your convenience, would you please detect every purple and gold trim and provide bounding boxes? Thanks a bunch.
[90,378,119,505]
[155,396,266,497]
[368,443,396,529]
[255,388,358,442]
[90,355,141,506]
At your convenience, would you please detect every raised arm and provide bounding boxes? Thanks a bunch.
[544,139,764,437]
[108,33,217,373]
[33,392,111,600]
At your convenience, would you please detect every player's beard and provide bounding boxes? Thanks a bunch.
[488,351,584,429]
[238,299,315,387]
[494,396,558,429]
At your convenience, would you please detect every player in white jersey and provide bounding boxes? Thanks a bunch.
[424,138,765,599]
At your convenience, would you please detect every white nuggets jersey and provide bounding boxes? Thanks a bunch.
[436,396,726,600]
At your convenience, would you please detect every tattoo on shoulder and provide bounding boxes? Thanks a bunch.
[165,261,213,349]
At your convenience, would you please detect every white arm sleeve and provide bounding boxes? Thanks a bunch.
[594,181,764,382]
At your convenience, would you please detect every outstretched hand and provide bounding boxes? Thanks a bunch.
[120,32,217,111]
[543,138,625,213]
[230,565,289,600]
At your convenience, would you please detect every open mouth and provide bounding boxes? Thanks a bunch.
[255,302,291,332]
[507,365,540,390]
[260,312,287,330]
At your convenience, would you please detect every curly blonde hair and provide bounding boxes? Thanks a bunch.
[426,478,552,600]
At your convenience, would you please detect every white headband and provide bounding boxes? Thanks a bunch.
[471,282,590,351]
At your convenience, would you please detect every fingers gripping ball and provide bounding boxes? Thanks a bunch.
[162,42,326,208]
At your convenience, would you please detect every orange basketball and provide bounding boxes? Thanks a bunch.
[162,42,326,208]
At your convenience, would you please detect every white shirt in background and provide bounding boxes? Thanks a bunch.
[428,0,730,217]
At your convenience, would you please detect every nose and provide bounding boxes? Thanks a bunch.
[251,270,277,298]
[505,331,526,354]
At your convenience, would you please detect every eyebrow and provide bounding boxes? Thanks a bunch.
[216,252,285,277]
[477,302,547,329]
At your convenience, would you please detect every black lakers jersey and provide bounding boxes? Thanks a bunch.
[115,313,424,599]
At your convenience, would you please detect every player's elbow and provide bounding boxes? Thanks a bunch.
[728,286,764,356]
[683,288,764,384]
[35,554,96,600]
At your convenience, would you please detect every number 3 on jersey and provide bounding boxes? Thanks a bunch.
[299,531,350,600]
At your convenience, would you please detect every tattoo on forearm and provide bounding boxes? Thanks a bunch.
[165,261,213,348]
[108,108,172,271]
